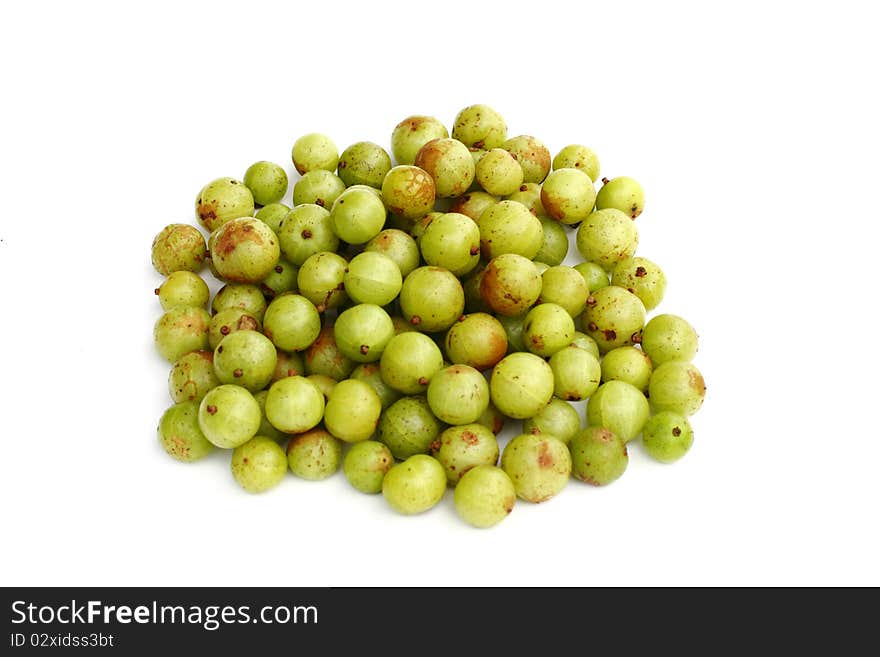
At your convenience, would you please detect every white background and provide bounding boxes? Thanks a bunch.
[1,0,878,587]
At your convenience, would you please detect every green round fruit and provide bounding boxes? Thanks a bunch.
[399,266,465,332]
[157,400,215,462]
[213,330,277,392]
[333,303,394,363]
[154,305,211,363]
[195,177,255,232]
[303,324,356,381]
[231,436,288,493]
[522,398,581,445]
[569,331,601,360]
[641,314,699,365]
[522,303,576,357]
[259,257,299,300]
[414,137,475,198]
[377,395,444,460]
[208,308,260,351]
[243,160,288,206]
[449,190,498,221]
[574,261,611,292]
[432,424,499,485]
[419,212,481,276]
[552,144,600,181]
[382,454,447,515]
[505,182,546,217]
[343,440,395,493]
[365,229,420,278]
[490,352,554,419]
[496,312,528,353]
[548,345,601,401]
[575,209,639,272]
[500,433,571,503]
[642,411,694,463]
[583,285,646,353]
[611,256,667,311]
[392,115,449,166]
[454,465,516,528]
[540,168,596,225]
[379,331,444,395]
[479,254,541,317]
[330,186,388,245]
[350,362,402,410]
[381,165,436,220]
[477,200,543,260]
[444,313,508,371]
[168,350,219,403]
[600,346,653,393]
[337,141,392,188]
[292,133,339,174]
[533,219,569,266]
[292,169,347,208]
[271,349,306,382]
[596,175,645,219]
[198,384,261,449]
[296,251,348,312]
[264,376,325,434]
[255,202,291,234]
[648,361,706,416]
[210,216,280,284]
[151,224,207,276]
[211,283,267,321]
[569,427,628,485]
[426,364,490,425]
[286,428,344,480]
[504,135,551,184]
[156,271,209,311]
[343,251,403,306]
[475,148,524,197]
[452,104,507,150]
[277,203,338,266]
[324,379,382,443]
[253,390,286,442]
[539,266,588,317]
[585,380,650,443]
[262,294,321,353]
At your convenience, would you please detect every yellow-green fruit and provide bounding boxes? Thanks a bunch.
[642,412,694,463]
[343,440,395,493]
[210,217,281,284]
[585,380,650,443]
[264,376,325,434]
[454,465,516,528]
[489,352,554,419]
[648,361,706,416]
[414,137,474,198]
[286,428,344,480]
[501,433,571,503]
[151,224,208,276]
[324,379,382,443]
[198,384,261,449]
[381,165,436,220]
[153,305,211,363]
[391,115,449,166]
[382,454,447,515]
[157,401,215,462]
[231,436,288,493]
[195,177,255,232]
[569,427,628,485]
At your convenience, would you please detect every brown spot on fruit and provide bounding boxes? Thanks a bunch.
[233,368,243,378]
[587,322,598,332]
[220,325,230,335]
[418,376,428,386]
[635,266,647,277]
[672,426,682,437]
[537,441,553,468]
[461,430,478,446]
[603,329,617,341]
[410,315,422,325]
[360,344,370,355]
[206,405,217,415]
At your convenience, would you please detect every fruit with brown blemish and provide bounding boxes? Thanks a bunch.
[151,223,207,276]
[523,303,575,358]
[419,212,481,276]
[479,253,542,317]
[155,270,210,311]
[157,400,215,462]
[596,175,645,219]
[271,349,305,383]
[154,305,211,363]
[264,375,325,435]
[381,165,436,220]
[198,384,261,449]
[365,229,420,278]
[208,308,261,350]
[503,135,551,184]
[213,329,277,392]
[210,216,280,284]
[475,147,524,196]
[600,346,653,393]
[168,350,220,403]
[540,168,596,225]
[569,426,628,485]
[377,395,445,460]
[262,293,321,353]
[292,133,339,175]
[231,436,288,493]
[195,177,255,232]
[379,331,444,395]
[259,257,298,299]
[292,169,347,208]
[303,324,356,381]
[648,361,706,416]
[552,144,601,182]
[391,115,449,166]
[500,433,571,503]
[454,465,516,528]
[476,401,507,435]
[399,266,464,332]
[444,312,508,371]
[343,440,395,494]
[452,104,508,150]
[211,283,267,321]
[505,181,546,216]
[489,352,554,420]
[585,380,650,443]
[413,137,475,198]
[611,256,667,310]
[522,398,581,445]
[333,303,394,364]
[296,251,348,312]
[548,345,601,401]
[286,428,344,480]
[382,454,447,515]
[324,379,382,443]
[277,203,338,266]
[575,208,639,272]
[432,424,499,485]
[330,186,388,245]
[343,251,403,306]
[641,411,694,463]
[640,314,699,366]
[448,190,497,221]
[476,199,543,260]
[337,141,392,188]
[582,285,646,354]
[350,362,402,410]
[426,364,490,426]
[243,160,288,206]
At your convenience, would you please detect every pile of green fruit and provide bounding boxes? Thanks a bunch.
[151,104,706,528]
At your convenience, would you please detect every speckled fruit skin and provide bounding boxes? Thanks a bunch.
[152,224,208,276]
[476,200,543,261]
[208,308,261,351]
[479,254,542,317]
[444,313,508,371]
[195,177,255,232]
[292,170,347,208]
[262,294,321,353]
[365,229,420,278]
[534,219,569,266]
[243,161,288,206]
[255,202,291,234]
[648,361,706,416]
[575,208,639,272]
[414,137,475,198]
[569,427,629,485]
[583,285,647,354]
[264,376,325,435]
[381,165,436,220]
[475,148,524,197]
[596,176,645,219]
[169,350,219,403]
[198,384,261,449]
[641,411,694,463]
[286,428,344,480]
[292,133,339,175]
[432,423,499,485]
[343,251,403,306]
[489,352,554,420]
[522,303,576,357]
[333,303,394,363]
[540,168,596,225]
[553,144,601,182]
[585,380,650,443]
[522,398,581,445]
[210,216,281,284]
[158,401,215,462]
[330,186,388,245]
[426,364,490,426]
[231,436,288,493]
[379,331,444,395]
[611,256,667,311]
[377,395,444,460]
[211,283,267,321]
[454,465,516,528]
[392,115,449,166]
[154,305,211,363]
[337,141,392,188]
[452,104,508,150]
[501,433,571,503]
[157,271,210,312]
[539,266,588,317]
[548,345,601,401]
[399,266,465,332]
[259,257,298,300]
[600,346,653,393]
[419,212,481,277]
[343,440,394,493]
[382,454,447,515]
[303,324,356,381]
[297,251,348,312]
[449,190,498,222]
[277,203,338,266]
[640,314,699,366]
[213,330,277,392]
[323,379,382,443]
[504,135,551,184]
